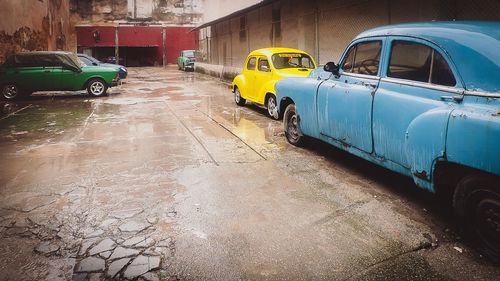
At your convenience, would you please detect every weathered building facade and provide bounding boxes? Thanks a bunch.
[71,0,203,66]
[0,0,203,66]
[195,0,500,75]
[0,0,72,63]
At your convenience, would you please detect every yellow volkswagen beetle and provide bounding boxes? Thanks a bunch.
[232,48,316,119]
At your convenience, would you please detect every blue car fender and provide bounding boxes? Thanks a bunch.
[276,76,325,137]
[404,107,454,191]
[445,102,500,177]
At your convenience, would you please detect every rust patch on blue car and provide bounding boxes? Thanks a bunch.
[414,170,429,180]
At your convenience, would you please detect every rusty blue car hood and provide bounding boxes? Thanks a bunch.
[357,21,500,94]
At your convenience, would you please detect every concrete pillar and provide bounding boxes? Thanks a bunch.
[314,7,319,63]
[115,27,119,65]
[162,28,166,67]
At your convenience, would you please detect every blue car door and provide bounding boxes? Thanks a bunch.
[373,37,461,183]
[317,39,384,153]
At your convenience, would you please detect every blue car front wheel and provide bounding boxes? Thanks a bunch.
[283,104,306,147]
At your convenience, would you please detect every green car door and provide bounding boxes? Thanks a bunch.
[2,53,63,93]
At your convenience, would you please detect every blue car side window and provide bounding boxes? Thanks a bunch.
[341,41,382,76]
[388,40,456,87]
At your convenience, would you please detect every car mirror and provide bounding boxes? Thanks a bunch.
[324,61,339,76]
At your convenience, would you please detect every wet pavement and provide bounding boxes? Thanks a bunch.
[0,67,499,281]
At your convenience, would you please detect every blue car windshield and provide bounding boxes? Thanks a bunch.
[272,53,315,69]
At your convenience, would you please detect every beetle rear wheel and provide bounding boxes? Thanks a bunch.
[454,175,500,263]
[283,104,305,146]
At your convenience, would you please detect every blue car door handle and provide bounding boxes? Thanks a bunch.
[365,82,377,89]
[440,95,464,102]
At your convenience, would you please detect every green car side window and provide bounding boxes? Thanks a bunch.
[16,55,39,67]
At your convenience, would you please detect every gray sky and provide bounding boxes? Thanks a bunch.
[203,0,261,22]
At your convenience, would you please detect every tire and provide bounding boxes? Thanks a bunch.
[234,87,246,106]
[1,83,22,100]
[86,78,108,97]
[283,104,306,146]
[453,174,500,262]
[266,95,279,120]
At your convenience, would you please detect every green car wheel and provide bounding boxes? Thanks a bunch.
[87,78,108,96]
[1,83,28,100]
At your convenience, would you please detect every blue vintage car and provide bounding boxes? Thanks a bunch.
[276,22,500,261]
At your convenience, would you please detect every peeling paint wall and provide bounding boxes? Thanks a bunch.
[0,0,72,63]
[69,0,203,24]
[70,0,128,23]
[127,0,204,24]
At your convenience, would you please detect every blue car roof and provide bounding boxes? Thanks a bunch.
[357,21,500,93]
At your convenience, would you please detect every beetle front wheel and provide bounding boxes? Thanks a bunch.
[234,88,246,106]
[266,95,279,120]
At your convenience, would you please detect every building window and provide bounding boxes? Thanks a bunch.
[272,8,281,39]
[239,16,246,41]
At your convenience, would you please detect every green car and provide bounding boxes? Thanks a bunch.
[0,51,120,100]
[176,50,196,71]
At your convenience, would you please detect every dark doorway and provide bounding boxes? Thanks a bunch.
[120,47,158,67]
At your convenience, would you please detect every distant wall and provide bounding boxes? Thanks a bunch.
[195,62,242,82]
[0,0,72,63]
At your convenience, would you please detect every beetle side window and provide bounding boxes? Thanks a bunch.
[246,57,256,70]
[341,41,381,76]
[258,58,270,72]
[388,41,456,86]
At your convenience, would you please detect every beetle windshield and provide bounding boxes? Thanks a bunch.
[272,53,315,69]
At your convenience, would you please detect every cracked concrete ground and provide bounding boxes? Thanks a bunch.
[0,66,499,280]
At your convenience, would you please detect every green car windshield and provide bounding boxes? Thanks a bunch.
[183,51,195,58]
[60,53,85,68]
[272,53,315,69]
